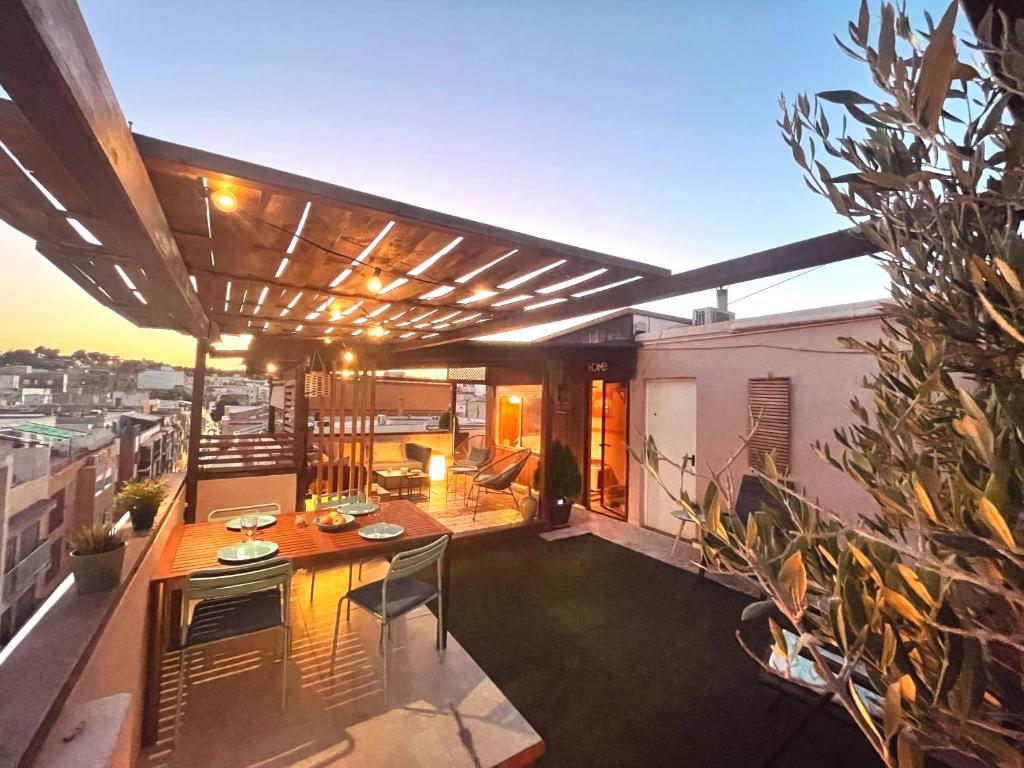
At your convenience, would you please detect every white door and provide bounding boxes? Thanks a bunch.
[643,379,697,535]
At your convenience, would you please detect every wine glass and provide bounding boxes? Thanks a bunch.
[240,512,259,549]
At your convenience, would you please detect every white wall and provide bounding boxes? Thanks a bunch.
[629,302,885,527]
[195,473,298,519]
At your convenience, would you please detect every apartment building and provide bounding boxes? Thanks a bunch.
[0,424,119,645]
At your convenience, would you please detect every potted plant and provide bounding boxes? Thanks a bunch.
[68,523,126,595]
[545,440,582,527]
[436,408,459,433]
[115,478,168,531]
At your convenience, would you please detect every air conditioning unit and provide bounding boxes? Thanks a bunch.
[692,307,735,326]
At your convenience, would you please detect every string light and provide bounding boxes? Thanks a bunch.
[366,268,383,294]
[343,349,355,363]
[210,188,238,213]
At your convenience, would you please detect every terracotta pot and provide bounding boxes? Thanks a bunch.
[70,543,126,594]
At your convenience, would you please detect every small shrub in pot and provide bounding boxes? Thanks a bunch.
[115,479,167,531]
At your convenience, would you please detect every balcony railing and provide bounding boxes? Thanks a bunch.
[196,433,296,475]
[2,539,51,603]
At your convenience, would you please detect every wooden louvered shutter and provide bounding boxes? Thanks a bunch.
[748,377,790,474]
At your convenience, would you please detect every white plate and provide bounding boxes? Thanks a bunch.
[217,540,279,564]
[358,523,405,540]
[339,500,379,516]
[224,514,277,531]
[314,512,355,532]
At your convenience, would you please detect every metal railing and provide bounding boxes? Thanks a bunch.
[2,540,51,603]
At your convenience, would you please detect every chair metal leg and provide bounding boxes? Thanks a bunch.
[308,567,316,601]
[671,520,685,555]
[346,564,354,621]
[381,622,390,704]
[508,486,520,511]
[436,594,444,651]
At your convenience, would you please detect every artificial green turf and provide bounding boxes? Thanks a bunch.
[436,533,883,768]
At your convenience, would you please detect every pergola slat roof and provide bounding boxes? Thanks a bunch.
[134,133,671,344]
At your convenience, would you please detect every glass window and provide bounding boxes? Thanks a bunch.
[45,539,63,583]
[495,386,542,450]
[48,489,66,531]
[3,537,16,573]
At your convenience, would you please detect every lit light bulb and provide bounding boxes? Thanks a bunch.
[508,394,522,404]
[323,336,333,345]
[210,188,238,213]
[343,349,355,364]
[366,269,383,294]
[266,362,278,374]
[369,323,385,338]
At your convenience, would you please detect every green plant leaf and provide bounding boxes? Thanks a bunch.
[741,600,775,622]
[817,89,874,106]
[779,550,808,609]
[897,730,923,768]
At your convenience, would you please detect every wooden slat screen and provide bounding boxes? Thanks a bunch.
[197,433,296,474]
[279,375,297,434]
[748,377,790,475]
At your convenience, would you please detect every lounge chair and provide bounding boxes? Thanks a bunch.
[468,447,531,520]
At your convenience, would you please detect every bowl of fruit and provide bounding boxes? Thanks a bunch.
[314,510,355,532]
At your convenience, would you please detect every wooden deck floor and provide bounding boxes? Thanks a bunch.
[413,478,527,535]
[140,562,542,768]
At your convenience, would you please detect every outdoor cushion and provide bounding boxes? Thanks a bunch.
[185,589,283,646]
[347,577,438,620]
[404,443,432,472]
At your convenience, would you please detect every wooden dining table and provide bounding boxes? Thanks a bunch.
[142,500,452,746]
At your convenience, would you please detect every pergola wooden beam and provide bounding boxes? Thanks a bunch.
[400,228,875,349]
[0,0,212,338]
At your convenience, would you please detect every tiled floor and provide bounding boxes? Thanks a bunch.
[140,562,541,768]
[413,479,527,535]
[543,506,759,595]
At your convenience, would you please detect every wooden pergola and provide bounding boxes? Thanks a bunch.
[0,0,877,523]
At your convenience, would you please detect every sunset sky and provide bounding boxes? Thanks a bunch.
[0,1,950,366]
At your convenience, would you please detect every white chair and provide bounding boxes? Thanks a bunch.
[207,502,282,522]
[174,557,292,739]
[329,535,449,683]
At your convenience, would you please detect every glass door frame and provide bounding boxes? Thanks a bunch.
[585,378,629,521]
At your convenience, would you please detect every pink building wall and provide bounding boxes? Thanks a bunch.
[628,301,886,526]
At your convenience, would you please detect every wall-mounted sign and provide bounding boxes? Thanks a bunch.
[588,361,609,373]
